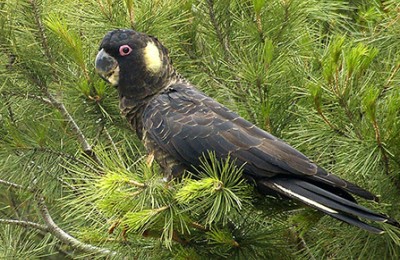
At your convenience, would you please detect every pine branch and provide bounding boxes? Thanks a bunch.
[0,178,117,256]
[384,63,400,91]
[142,228,188,245]
[125,0,135,29]
[11,54,99,163]
[0,219,49,233]
[9,190,22,219]
[190,222,209,232]
[274,0,292,44]
[206,0,230,58]
[4,98,16,124]
[298,236,316,260]
[370,118,400,190]
[104,126,124,163]
[29,0,59,82]
[287,225,317,260]
[371,118,389,172]
[313,101,346,136]
[204,1,261,124]
[34,194,117,257]
[0,216,75,258]
[255,11,264,41]
[1,91,52,106]
[128,179,146,188]
[56,176,79,193]
[97,0,113,22]
[338,97,363,140]
[0,179,24,190]
[11,146,99,173]
[46,92,100,164]
[45,93,95,155]
[11,0,100,163]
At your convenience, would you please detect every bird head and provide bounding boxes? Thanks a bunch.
[95,29,172,99]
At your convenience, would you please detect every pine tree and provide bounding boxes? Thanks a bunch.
[1,0,399,259]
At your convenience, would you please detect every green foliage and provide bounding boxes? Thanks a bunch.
[0,226,57,259]
[362,86,380,122]
[176,153,251,226]
[1,0,400,259]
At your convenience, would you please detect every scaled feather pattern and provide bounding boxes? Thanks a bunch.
[95,29,399,234]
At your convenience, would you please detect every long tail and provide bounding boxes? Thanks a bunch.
[258,178,399,234]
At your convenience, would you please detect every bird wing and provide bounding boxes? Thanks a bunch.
[143,84,375,199]
[144,84,313,175]
[142,83,398,233]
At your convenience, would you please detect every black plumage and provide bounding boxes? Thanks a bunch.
[95,29,399,234]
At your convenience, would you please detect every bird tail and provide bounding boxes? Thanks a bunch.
[258,178,400,234]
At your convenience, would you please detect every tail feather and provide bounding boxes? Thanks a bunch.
[327,210,384,234]
[258,178,399,234]
[313,168,379,201]
[295,181,387,222]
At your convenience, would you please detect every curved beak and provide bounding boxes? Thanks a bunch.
[95,49,119,85]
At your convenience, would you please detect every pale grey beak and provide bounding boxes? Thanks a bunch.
[95,49,118,82]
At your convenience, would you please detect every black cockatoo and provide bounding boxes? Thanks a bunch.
[95,29,399,234]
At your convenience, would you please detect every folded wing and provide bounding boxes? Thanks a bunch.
[143,83,398,233]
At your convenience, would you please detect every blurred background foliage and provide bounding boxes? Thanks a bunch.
[0,0,400,258]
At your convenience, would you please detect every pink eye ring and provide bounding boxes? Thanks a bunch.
[119,45,132,56]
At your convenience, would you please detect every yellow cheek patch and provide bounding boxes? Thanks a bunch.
[143,41,162,73]
[107,66,120,86]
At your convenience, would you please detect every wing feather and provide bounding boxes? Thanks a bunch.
[143,84,376,200]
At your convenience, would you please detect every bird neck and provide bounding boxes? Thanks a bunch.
[118,95,147,139]
[117,56,183,95]
[117,67,186,139]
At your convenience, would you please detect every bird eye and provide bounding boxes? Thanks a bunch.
[119,45,132,56]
